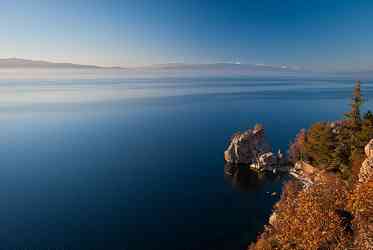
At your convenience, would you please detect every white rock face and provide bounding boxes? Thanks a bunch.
[268,212,277,226]
[359,140,373,183]
[364,139,373,159]
[359,158,373,183]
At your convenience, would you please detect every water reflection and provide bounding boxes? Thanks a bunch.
[224,164,282,192]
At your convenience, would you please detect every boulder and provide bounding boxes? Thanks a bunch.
[364,139,373,158]
[359,157,373,183]
[269,212,278,226]
[358,139,373,183]
[290,161,319,186]
[250,152,276,171]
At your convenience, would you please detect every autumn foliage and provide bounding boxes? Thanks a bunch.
[249,81,373,249]
[348,181,373,249]
[249,177,352,250]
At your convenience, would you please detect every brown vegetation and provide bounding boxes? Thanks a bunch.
[250,176,373,250]
[249,81,373,249]
[348,181,373,250]
[249,177,352,250]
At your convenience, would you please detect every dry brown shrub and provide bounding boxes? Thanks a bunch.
[250,177,352,250]
[348,181,373,250]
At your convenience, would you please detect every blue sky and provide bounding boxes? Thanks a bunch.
[1,0,373,70]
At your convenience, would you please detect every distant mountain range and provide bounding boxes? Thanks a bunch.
[3,58,368,77]
[140,62,302,71]
[0,58,122,69]
[0,58,302,73]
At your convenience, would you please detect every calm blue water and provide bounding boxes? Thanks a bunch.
[0,77,372,250]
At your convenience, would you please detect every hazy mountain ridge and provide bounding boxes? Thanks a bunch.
[4,58,370,77]
[137,62,304,72]
[0,58,122,69]
[0,58,302,72]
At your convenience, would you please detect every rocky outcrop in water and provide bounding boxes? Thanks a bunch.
[224,125,271,164]
[224,125,288,172]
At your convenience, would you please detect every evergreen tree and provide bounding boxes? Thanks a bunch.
[357,110,373,150]
[345,80,363,129]
[303,122,335,167]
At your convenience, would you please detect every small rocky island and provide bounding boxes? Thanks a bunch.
[224,124,288,173]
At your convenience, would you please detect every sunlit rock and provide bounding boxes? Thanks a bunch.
[224,124,271,164]
[364,139,373,158]
[357,139,373,183]
[224,124,289,172]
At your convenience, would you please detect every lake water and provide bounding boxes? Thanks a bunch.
[0,76,372,250]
